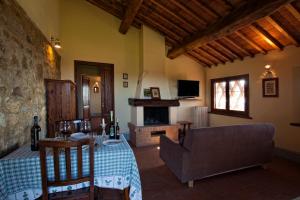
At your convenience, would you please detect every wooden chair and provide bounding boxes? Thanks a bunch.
[38,138,95,200]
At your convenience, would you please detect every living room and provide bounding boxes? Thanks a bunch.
[0,0,300,199]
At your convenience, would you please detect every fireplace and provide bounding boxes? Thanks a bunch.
[144,107,169,125]
[128,98,180,147]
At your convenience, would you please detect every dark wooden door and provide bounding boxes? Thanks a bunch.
[82,76,91,119]
[74,61,114,131]
[100,65,114,126]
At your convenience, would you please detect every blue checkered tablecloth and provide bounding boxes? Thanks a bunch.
[0,135,142,200]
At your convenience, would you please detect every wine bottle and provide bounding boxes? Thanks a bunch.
[109,111,115,139]
[31,116,41,151]
[116,118,120,140]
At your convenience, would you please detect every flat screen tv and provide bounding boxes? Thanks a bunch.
[177,80,199,98]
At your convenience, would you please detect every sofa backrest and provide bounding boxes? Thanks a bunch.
[181,123,275,181]
[183,123,275,153]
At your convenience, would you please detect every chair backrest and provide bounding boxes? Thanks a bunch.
[39,138,94,200]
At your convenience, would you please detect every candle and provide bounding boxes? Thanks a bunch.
[102,118,105,125]
[110,111,113,122]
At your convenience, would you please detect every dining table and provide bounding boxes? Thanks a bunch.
[0,134,142,200]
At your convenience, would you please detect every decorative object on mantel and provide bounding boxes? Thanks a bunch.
[150,87,160,99]
[144,88,151,98]
[123,81,128,88]
[123,73,128,80]
[262,77,279,97]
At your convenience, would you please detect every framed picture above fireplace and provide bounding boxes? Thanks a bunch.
[150,87,161,99]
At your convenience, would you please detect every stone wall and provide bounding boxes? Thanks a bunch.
[0,0,60,156]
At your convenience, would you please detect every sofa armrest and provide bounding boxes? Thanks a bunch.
[159,135,189,182]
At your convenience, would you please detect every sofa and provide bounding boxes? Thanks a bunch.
[159,124,275,187]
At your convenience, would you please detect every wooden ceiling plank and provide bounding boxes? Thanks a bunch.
[197,47,226,64]
[214,40,243,60]
[235,30,268,54]
[138,14,182,41]
[167,0,293,59]
[192,50,218,66]
[285,4,300,21]
[190,0,221,18]
[169,0,208,26]
[250,23,284,50]
[206,43,234,62]
[119,0,143,34]
[223,36,253,57]
[265,16,299,46]
[186,53,210,67]
[189,51,215,66]
[140,5,190,36]
[223,0,234,9]
[150,0,198,32]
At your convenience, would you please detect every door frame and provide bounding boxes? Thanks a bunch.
[74,60,115,120]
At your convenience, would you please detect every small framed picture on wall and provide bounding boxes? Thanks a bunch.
[262,78,279,97]
[150,87,161,99]
[123,81,128,88]
[123,73,128,80]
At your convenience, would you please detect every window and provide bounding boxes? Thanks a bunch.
[211,74,250,118]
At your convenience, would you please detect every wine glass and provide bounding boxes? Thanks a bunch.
[59,121,72,139]
[80,120,91,134]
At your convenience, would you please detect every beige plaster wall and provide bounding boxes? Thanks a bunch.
[137,25,170,99]
[16,0,60,41]
[206,46,300,153]
[165,55,206,122]
[59,0,140,132]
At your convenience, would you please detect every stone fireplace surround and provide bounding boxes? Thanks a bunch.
[128,98,180,147]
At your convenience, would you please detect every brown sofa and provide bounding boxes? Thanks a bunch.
[160,124,275,187]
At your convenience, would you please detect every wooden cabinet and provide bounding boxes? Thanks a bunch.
[45,79,76,137]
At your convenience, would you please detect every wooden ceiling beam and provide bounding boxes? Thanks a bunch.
[235,30,268,54]
[87,0,141,28]
[223,36,253,57]
[167,0,293,59]
[185,53,210,67]
[140,5,190,36]
[214,40,243,60]
[197,47,226,64]
[168,0,208,26]
[192,50,218,66]
[285,4,300,21]
[265,16,300,46]
[119,0,143,34]
[190,0,221,18]
[250,23,284,50]
[149,0,198,32]
[206,43,234,62]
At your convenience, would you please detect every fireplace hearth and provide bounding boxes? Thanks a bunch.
[144,107,169,125]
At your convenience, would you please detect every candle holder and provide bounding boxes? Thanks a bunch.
[101,122,107,140]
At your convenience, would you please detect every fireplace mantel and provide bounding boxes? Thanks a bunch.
[128,98,180,107]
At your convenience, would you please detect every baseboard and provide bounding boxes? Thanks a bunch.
[274,148,300,164]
